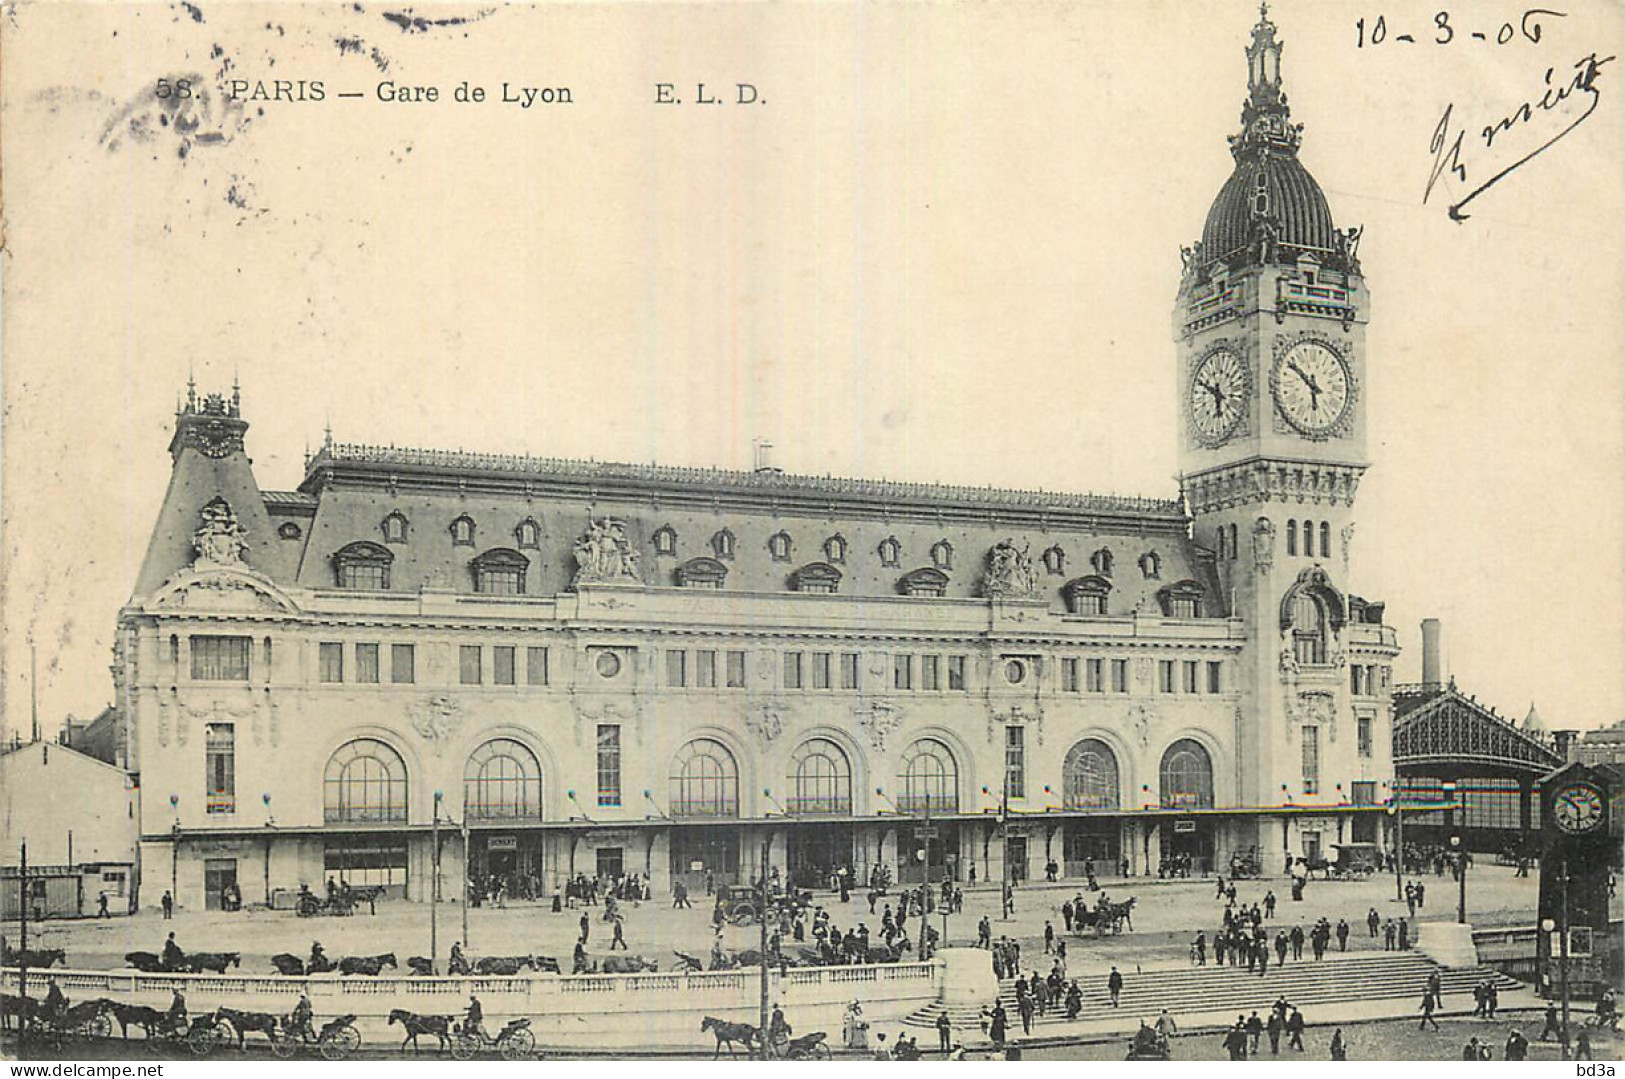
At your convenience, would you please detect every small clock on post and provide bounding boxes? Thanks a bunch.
[1550,781,1605,836]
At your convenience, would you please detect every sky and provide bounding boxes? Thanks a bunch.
[2,0,1622,738]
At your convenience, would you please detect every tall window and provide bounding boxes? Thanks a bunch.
[922,655,942,691]
[1063,739,1119,810]
[726,650,747,688]
[811,652,831,690]
[782,652,802,690]
[1160,739,1214,809]
[948,655,966,691]
[898,739,958,813]
[450,515,476,546]
[841,653,861,690]
[1351,780,1377,806]
[1005,726,1026,800]
[1287,520,1298,556]
[493,645,516,685]
[1302,519,1315,557]
[1182,660,1200,694]
[191,635,250,681]
[711,529,736,560]
[471,549,527,595]
[597,725,622,807]
[1357,716,1373,758]
[1207,661,1223,693]
[356,643,380,684]
[768,531,793,561]
[1291,593,1328,665]
[526,646,549,685]
[1320,522,1331,559]
[381,511,408,544]
[515,517,541,550]
[1111,658,1129,693]
[652,524,678,557]
[1061,658,1079,692]
[1086,658,1105,693]
[1301,726,1320,794]
[391,643,415,684]
[319,642,344,683]
[931,540,954,570]
[667,650,688,687]
[824,535,847,564]
[206,723,235,814]
[464,738,542,820]
[460,644,482,684]
[670,739,739,817]
[894,654,913,690]
[1158,660,1176,694]
[788,738,852,814]
[697,650,718,688]
[324,739,408,823]
[877,536,902,567]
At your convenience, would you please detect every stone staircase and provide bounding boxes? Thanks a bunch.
[903,951,1524,1034]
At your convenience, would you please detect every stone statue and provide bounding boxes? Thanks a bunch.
[1252,517,1275,574]
[192,497,248,566]
[983,538,1037,598]
[571,516,641,586]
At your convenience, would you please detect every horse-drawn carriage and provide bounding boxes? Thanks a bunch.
[717,885,812,926]
[296,884,385,917]
[1228,846,1264,879]
[1073,897,1137,936]
[1304,843,1379,881]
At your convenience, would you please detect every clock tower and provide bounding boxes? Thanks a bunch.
[1174,6,1386,852]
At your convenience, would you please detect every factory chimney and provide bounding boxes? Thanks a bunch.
[1420,618,1442,691]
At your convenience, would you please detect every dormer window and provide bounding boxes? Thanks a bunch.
[768,531,793,562]
[652,524,678,557]
[333,541,393,590]
[899,567,949,598]
[1139,550,1162,579]
[278,522,303,541]
[711,529,736,560]
[514,517,541,550]
[792,562,842,594]
[1042,544,1066,576]
[1063,575,1111,616]
[677,556,728,589]
[931,540,954,571]
[1158,579,1206,619]
[878,536,902,568]
[823,534,847,564]
[1091,547,1114,576]
[450,515,476,547]
[381,511,408,544]
[471,548,528,595]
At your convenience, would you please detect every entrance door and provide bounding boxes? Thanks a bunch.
[596,847,624,880]
[204,859,237,912]
[1064,821,1120,877]
[788,824,854,890]
[670,827,740,895]
[1302,831,1322,864]
[1005,836,1029,883]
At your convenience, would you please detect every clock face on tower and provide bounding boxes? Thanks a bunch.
[1551,783,1604,835]
[1272,340,1353,438]
[1188,347,1250,446]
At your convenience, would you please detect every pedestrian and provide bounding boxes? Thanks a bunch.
[1018,993,1034,1036]
[1367,907,1380,938]
[673,880,690,909]
[1537,1002,1561,1041]
[579,911,590,945]
[161,890,174,919]
[1223,1019,1249,1060]
[936,1010,952,1054]
[1061,899,1074,934]
[1398,918,1410,951]
[1194,931,1207,966]
[1264,890,1277,918]
[1266,1008,1284,1054]
[1290,924,1305,960]
[1415,882,1426,908]
[1383,919,1396,950]
[1245,1011,1264,1053]
[97,892,110,918]
[1107,966,1124,1007]
[1043,920,1055,954]
[1286,1007,1305,1051]
[1485,981,1498,1019]
[1504,1030,1529,1060]
[1330,1027,1347,1060]
[610,915,628,950]
[1336,918,1349,951]
[1576,1026,1593,1061]
[1418,988,1439,1031]
[989,1003,1008,1051]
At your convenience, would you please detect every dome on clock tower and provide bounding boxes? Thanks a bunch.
[1193,5,1355,275]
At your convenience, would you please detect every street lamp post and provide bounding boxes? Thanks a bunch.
[1442,780,1467,924]
[169,795,181,907]
[431,791,442,970]
[1391,788,1406,903]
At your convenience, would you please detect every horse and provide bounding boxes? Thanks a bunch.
[388,1009,453,1054]
[338,952,396,976]
[269,953,307,976]
[1105,897,1137,932]
[215,1005,280,1049]
[124,951,167,973]
[473,955,535,976]
[406,956,436,977]
[2,994,45,1032]
[672,951,704,973]
[6,947,66,969]
[186,951,241,974]
[107,1001,166,1039]
[600,955,658,974]
[701,1016,759,1058]
[530,955,562,974]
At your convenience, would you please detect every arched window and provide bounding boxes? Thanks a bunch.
[324,739,408,823]
[1063,739,1120,809]
[1091,547,1114,576]
[1287,520,1298,556]
[471,548,528,595]
[670,738,739,818]
[711,529,736,560]
[652,524,678,557]
[1291,592,1328,665]
[1216,530,1226,561]
[381,511,408,544]
[1158,579,1206,619]
[791,562,841,594]
[1160,739,1214,809]
[823,534,847,564]
[278,521,303,541]
[1063,576,1111,615]
[768,531,793,562]
[788,738,852,814]
[1139,550,1162,579]
[877,536,902,568]
[450,515,476,547]
[1304,520,1316,557]
[899,567,950,598]
[1320,522,1331,560]
[1042,544,1066,575]
[1229,524,1239,561]
[333,541,393,590]
[897,738,958,813]
[931,540,954,570]
[676,556,728,589]
[464,738,542,820]
[514,517,541,550]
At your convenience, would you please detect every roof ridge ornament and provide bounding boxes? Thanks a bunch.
[1235,2,1303,157]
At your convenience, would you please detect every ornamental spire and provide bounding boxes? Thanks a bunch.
[1232,1,1302,156]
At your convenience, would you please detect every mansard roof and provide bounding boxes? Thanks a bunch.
[1393,684,1564,775]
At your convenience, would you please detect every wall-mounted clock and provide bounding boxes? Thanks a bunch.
[1272,340,1352,438]
[1551,782,1605,835]
[1188,347,1250,446]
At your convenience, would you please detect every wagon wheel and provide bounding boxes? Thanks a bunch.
[451,1030,480,1061]
[319,1029,352,1061]
[809,1041,831,1060]
[334,1021,362,1054]
[185,1024,216,1056]
[269,1030,299,1059]
[731,907,757,927]
[501,1027,535,1061]
[297,895,320,917]
[85,1013,114,1039]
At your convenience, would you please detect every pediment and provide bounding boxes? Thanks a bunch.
[148,565,301,615]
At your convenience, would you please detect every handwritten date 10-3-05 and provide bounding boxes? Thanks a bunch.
[1356,8,1565,47]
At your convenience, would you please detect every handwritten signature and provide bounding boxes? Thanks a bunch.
[1425,51,1614,220]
